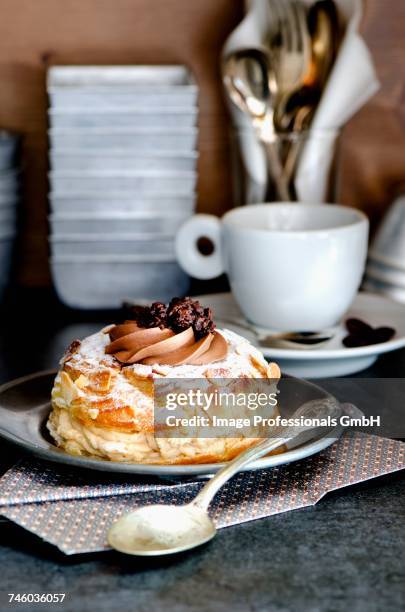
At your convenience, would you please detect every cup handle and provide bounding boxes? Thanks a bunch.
[175,214,225,280]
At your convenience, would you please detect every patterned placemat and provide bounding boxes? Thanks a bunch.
[0,432,403,555]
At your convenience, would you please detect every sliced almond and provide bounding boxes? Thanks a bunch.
[204,368,232,385]
[267,362,281,380]
[63,363,82,381]
[101,357,121,370]
[152,365,169,376]
[59,371,80,404]
[249,354,268,377]
[86,369,115,393]
[124,367,151,381]
[75,374,89,390]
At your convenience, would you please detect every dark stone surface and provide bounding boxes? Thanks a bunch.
[0,289,404,612]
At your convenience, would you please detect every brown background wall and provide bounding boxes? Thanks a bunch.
[0,0,402,287]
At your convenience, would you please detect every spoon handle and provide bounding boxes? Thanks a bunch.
[192,435,290,511]
[193,397,343,512]
[262,140,291,201]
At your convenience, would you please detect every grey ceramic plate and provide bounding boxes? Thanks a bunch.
[0,370,344,477]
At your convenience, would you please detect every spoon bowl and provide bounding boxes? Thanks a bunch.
[306,0,339,90]
[108,503,216,557]
[222,48,273,122]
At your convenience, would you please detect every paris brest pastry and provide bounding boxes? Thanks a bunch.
[48,297,282,465]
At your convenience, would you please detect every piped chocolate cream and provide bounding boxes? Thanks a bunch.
[105,297,228,366]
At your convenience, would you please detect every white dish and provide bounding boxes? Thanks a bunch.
[49,127,197,151]
[47,66,198,111]
[191,292,405,377]
[50,234,176,258]
[49,212,190,235]
[49,170,196,196]
[49,90,198,109]
[47,65,196,88]
[49,194,196,216]
[49,151,198,173]
[51,256,189,309]
[47,65,198,108]
[49,108,197,129]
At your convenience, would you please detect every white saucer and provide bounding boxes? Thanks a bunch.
[195,292,405,377]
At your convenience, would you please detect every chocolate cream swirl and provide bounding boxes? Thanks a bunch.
[105,322,228,366]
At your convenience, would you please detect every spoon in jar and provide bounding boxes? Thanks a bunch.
[222,48,290,200]
[305,0,339,92]
[273,0,338,132]
[108,396,342,557]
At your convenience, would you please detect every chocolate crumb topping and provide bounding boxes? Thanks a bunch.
[130,297,215,340]
[167,297,215,339]
[150,302,168,328]
[130,302,168,329]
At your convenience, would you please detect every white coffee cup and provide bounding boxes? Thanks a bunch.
[176,203,369,330]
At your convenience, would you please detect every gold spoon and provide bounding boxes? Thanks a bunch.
[304,0,339,92]
[275,0,339,132]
